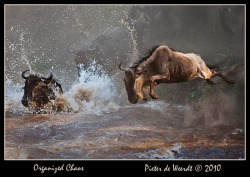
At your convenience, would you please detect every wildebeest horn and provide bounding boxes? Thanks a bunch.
[119,62,126,72]
[22,70,29,79]
[41,72,53,80]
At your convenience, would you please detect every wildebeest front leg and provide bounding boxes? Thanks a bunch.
[142,91,147,101]
[149,74,170,99]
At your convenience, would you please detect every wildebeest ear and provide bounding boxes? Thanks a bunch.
[136,66,146,73]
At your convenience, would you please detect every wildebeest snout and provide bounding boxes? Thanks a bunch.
[128,95,139,104]
[21,96,30,107]
[21,98,28,107]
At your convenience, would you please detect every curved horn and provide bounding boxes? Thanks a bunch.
[118,62,126,72]
[41,72,53,80]
[22,70,29,79]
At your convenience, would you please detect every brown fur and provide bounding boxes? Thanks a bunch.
[31,82,53,108]
[21,72,63,110]
[121,45,235,104]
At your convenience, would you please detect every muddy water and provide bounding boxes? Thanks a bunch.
[5,103,244,159]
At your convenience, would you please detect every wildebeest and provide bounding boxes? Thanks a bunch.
[21,70,63,109]
[119,45,235,104]
[69,27,133,77]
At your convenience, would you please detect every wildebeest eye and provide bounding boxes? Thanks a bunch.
[135,70,146,77]
[135,73,143,77]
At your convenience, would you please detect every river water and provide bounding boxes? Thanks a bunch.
[4,62,245,160]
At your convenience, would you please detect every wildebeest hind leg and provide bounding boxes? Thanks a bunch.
[212,71,235,84]
[206,79,216,85]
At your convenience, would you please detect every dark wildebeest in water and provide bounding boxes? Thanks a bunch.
[119,45,235,104]
[21,70,63,110]
[69,27,133,77]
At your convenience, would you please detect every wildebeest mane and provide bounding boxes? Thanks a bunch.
[130,45,160,69]
[130,45,177,69]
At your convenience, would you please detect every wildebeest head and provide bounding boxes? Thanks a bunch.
[74,47,97,77]
[119,62,147,104]
[21,70,53,107]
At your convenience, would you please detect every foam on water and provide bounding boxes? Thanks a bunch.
[139,100,170,111]
[137,143,183,159]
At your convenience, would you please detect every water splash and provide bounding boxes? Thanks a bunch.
[19,32,33,73]
[121,13,139,60]
[6,28,34,81]
[5,78,28,114]
[63,60,120,114]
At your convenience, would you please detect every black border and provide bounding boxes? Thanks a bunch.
[2,160,249,176]
[2,1,248,176]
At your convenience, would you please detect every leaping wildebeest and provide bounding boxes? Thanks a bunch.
[21,70,63,109]
[119,45,235,104]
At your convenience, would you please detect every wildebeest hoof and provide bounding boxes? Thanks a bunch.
[150,93,158,99]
